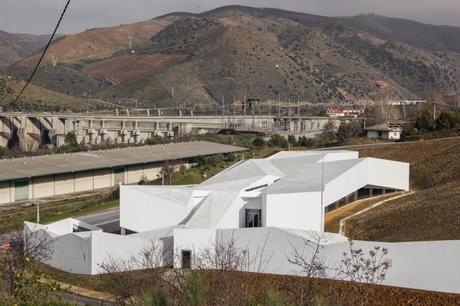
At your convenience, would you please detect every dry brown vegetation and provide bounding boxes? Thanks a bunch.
[346,182,460,241]
[0,74,113,111]
[82,53,179,83]
[5,6,460,109]
[39,264,460,306]
[345,137,460,241]
[18,17,175,67]
[325,193,403,233]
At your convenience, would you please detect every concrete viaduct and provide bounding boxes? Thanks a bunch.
[0,112,337,151]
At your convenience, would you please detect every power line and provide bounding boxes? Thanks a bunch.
[11,0,71,105]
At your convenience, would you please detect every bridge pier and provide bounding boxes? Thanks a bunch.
[0,113,342,149]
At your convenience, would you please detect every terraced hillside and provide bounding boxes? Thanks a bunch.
[3,6,460,109]
[345,137,460,242]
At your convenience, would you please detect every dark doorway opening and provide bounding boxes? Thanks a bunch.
[181,250,192,269]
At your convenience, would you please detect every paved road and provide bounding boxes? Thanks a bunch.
[78,208,120,233]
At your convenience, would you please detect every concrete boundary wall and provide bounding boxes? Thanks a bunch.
[25,222,460,294]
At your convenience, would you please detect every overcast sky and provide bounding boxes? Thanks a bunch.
[1,0,460,35]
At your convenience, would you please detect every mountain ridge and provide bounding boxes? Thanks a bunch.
[2,5,459,110]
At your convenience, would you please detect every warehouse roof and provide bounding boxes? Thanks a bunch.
[0,141,247,182]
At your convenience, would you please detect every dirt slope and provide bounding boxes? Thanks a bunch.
[18,17,176,67]
[344,137,460,242]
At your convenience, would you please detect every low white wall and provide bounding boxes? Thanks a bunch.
[47,232,93,275]
[173,228,216,268]
[90,231,154,274]
[214,228,460,294]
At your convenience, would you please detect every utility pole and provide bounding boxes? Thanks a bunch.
[320,148,325,232]
[36,202,40,223]
[278,94,281,118]
[297,96,300,118]
[222,96,225,127]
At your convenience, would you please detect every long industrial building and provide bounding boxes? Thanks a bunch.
[0,141,246,204]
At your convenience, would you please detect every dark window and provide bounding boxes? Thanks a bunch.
[181,250,192,269]
[245,209,262,228]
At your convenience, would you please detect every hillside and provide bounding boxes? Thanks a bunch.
[3,6,460,109]
[18,17,176,67]
[0,74,113,111]
[344,137,460,242]
[0,30,53,68]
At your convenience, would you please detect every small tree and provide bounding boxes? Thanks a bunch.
[337,241,391,285]
[336,122,363,143]
[287,135,298,147]
[64,131,79,147]
[253,137,266,149]
[269,134,289,148]
[98,241,169,304]
[287,233,330,304]
[320,120,337,145]
[0,229,61,305]
[298,136,314,148]
[435,111,458,130]
[414,109,435,131]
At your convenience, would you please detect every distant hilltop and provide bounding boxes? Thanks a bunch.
[1,5,460,111]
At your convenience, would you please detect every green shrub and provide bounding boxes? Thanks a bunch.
[336,122,363,143]
[253,137,266,149]
[137,288,169,306]
[181,271,209,306]
[435,111,459,130]
[269,134,289,148]
[287,135,298,147]
[415,110,435,131]
[259,287,291,306]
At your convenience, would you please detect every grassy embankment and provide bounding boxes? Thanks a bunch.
[346,137,460,241]
[0,190,118,233]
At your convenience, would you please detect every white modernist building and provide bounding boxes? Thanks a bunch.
[24,150,460,294]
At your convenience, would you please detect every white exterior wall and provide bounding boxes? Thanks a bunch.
[74,171,94,192]
[47,232,92,275]
[367,131,381,139]
[389,131,401,140]
[32,176,55,199]
[264,192,322,231]
[120,186,191,232]
[366,158,410,191]
[93,169,112,189]
[143,164,162,181]
[323,161,369,206]
[54,174,75,196]
[90,231,154,274]
[0,181,11,204]
[173,228,217,268]
[126,165,145,184]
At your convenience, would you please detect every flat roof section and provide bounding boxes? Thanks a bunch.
[0,141,247,183]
